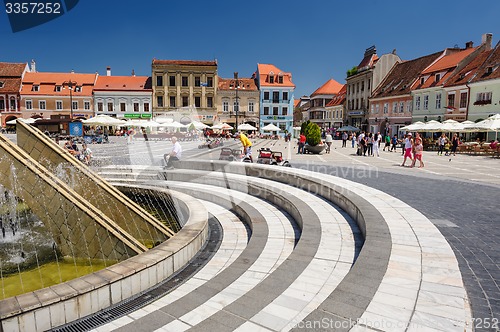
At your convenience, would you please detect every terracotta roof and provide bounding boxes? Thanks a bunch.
[294,99,300,108]
[470,40,500,82]
[357,54,379,71]
[217,77,258,91]
[445,49,493,87]
[326,85,346,107]
[421,47,477,74]
[94,75,152,91]
[0,62,27,77]
[372,51,443,98]
[257,63,295,88]
[0,78,22,94]
[152,59,217,66]
[311,79,343,96]
[21,72,97,96]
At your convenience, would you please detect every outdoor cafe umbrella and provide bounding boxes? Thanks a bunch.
[419,120,442,132]
[82,114,126,126]
[6,118,38,125]
[261,123,281,131]
[464,114,500,139]
[335,125,360,132]
[187,120,209,129]
[400,121,425,131]
[211,123,233,130]
[238,123,258,131]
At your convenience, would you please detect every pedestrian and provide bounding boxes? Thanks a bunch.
[367,133,373,156]
[298,133,306,154]
[351,132,356,148]
[373,132,381,157]
[391,134,398,152]
[401,133,414,167]
[81,143,92,165]
[238,132,253,162]
[325,132,333,153]
[165,136,182,169]
[451,133,459,156]
[342,131,348,148]
[438,133,446,155]
[383,134,390,151]
[411,137,425,168]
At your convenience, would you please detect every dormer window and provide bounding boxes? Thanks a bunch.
[420,77,425,85]
[74,86,82,92]
[269,75,274,84]
[32,85,39,92]
[486,66,493,75]
[55,85,62,92]
[278,75,283,84]
[435,74,441,82]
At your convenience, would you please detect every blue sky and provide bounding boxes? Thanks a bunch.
[1,0,500,97]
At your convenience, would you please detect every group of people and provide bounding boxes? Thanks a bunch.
[64,139,92,165]
[353,131,384,157]
[400,132,425,168]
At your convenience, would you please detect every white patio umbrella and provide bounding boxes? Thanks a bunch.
[187,120,209,129]
[163,121,187,129]
[419,120,442,132]
[82,114,126,126]
[211,123,233,130]
[140,120,161,128]
[465,114,500,139]
[438,119,462,132]
[460,120,477,132]
[238,123,258,131]
[6,118,38,125]
[400,121,425,131]
[261,123,281,131]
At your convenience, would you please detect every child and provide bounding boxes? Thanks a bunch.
[444,141,451,156]
[412,137,425,168]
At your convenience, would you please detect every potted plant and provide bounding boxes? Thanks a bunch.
[304,122,326,154]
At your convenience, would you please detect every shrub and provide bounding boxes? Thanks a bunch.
[300,120,310,135]
[305,122,321,146]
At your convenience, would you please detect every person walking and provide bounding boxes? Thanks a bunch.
[411,137,425,168]
[366,133,374,156]
[238,132,253,162]
[325,132,333,153]
[373,132,381,157]
[383,134,390,151]
[401,133,414,167]
[391,134,398,152]
[438,133,447,155]
[342,131,348,148]
[351,132,356,148]
[165,136,182,169]
[298,133,306,154]
[451,133,459,156]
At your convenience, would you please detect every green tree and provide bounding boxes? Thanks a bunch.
[304,122,321,146]
[300,120,310,135]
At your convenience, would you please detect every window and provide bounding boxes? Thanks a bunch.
[156,75,163,87]
[84,101,90,110]
[283,92,288,101]
[356,83,359,93]
[420,77,425,85]
[182,76,188,87]
[207,77,213,87]
[282,107,288,116]
[263,91,270,100]
[223,101,229,113]
[195,76,200,87]
[272,91,279,103]
[10,98,15,110]
[169,75,175,86]
[435,73,441,82]
[74,86,82,92]
[157,96,163,107]
[436,93,442,109]
[416,96,421,110]
[371,104,375,114]
[375,104,380,114]
[273,107,278,115]
[144,103,150,112]
[195,96,201,108]
[248,101,254,113]
[233,100,239,113]
[475,92,492,105]
[399,102,404,113]
[26,100,33,110]
[55,86,62,92]
[72,101,78,110]
[169,96,175,107]
[107,102,113,112]
[269,75,274,84]
[406,101,411,113]
[383,103,388,114]
[423,95,429,110]
[120,103,126,112]
[0,82,3,88]
[182,96,188,107]
[460,92,467,108]
[448,93,455,108]
[392,102,397,113]
[39,100,46,110]
[98,102,103,112]
[0,99,4,110]
[134,103,139,112]
[207,96,213,107]
[361,81,365,91]
[278,75,283,84]
[32,85,39,92]
[264,106,269,115]
[367,79,371,90]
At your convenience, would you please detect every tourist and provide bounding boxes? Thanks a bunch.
[391,134,398,152]
[342,131,348,148]
[165,136,182,169]
[351,132,356,148]
[411,137,425,168]
[401,133,413,167]
[366,133,374,156]
[438,133,447,156]
[237,132,253,162]
[298,133,306,154]
[325,132,333,153]
[81,143,92,165]
[383,134,390,151]
[451,133,459,156]
[373,132,381,157]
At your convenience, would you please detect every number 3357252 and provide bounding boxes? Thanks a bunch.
[5,2,61,14]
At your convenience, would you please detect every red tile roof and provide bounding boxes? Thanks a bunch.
[152,59,217,66]
[21,72,97,96]
[94,75,152,91]
[217,77,258,91]
[0,62,27,77]
[294,99,300,108]
[257,63,295,88]
[326,85,346,107]
[311,79,343,96]
[358,54,379,71]
[445,49,492,87]
[422,47,477,74]
[470,40,500,82]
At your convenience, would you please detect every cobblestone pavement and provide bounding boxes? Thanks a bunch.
[12,133,497,331]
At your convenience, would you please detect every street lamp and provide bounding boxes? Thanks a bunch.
[234,72,239,132]
[63,80,76,119]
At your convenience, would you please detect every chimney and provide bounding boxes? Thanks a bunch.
[131,69,135,76]
[465,41,474,49]
[30,59,36,72]
[482,33,493,49]
[364,45,377,58]
[106,66,111,76]
[71,69,74,74]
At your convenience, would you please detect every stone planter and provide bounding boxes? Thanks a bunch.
[305,144,326,154]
